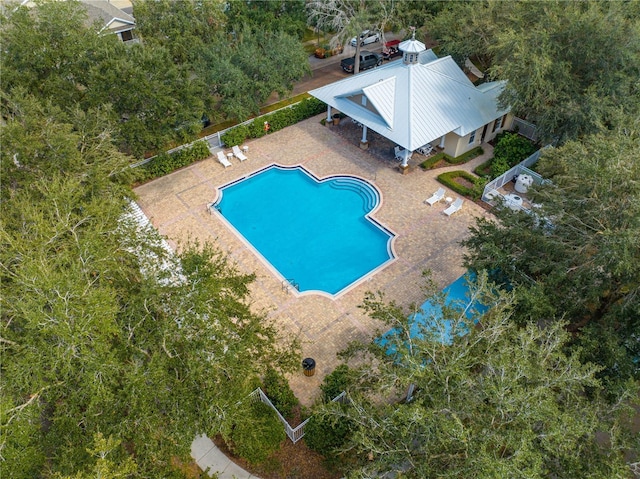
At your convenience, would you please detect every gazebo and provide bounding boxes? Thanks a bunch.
[309,33,512,171]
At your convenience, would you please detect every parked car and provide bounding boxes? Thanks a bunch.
[340,51,383,73]
[314,44,344,59]
[349,30,380,47]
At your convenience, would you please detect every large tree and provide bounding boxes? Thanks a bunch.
[307,0,398,74]
[0,95,299,477]
[314,275,639,478]
[462,124,640,395]
[429,0,640,143]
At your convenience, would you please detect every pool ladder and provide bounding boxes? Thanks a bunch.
[282,278,299,293]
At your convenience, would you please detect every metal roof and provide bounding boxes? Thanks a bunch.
[309,52,510,151]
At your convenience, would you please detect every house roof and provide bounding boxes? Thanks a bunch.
[309,47,509,151]
[81,0,135,34]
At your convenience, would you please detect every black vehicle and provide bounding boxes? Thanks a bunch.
[340,51,383,73]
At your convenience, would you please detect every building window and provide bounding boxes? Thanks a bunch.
[120,30,133,42]
[492,117,502,133]
[468,130,476,144]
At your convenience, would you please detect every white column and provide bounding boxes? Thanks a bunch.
[439,135,445,149]
[401,150,410,168]
[326,106,332,122]
[361,125,368,143]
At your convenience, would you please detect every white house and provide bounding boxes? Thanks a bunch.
[309,34,513,167]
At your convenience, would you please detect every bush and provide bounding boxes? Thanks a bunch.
[263,368,299,420]
[229,401,285,465]
[419,147,484,170]
[473,158,494,177]
[140,140,210,181]
[490,155,511,178]
[304,407,354,456]
[438,170,485,199]
[220,124,250,147]
[220,97,326,147]
[320,365,353,403]
[493,132,536,168]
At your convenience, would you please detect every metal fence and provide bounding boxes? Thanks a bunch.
[512,117,538,142]
[250,387,347,443]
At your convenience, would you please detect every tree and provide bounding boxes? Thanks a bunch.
[313,275,639,478]
[307,0,398,74]
[0,95,299,477]
[462,125,640,395]
[430,1,640,143]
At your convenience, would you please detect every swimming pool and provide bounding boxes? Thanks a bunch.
[213,165,395,296]
[379,272,489,354]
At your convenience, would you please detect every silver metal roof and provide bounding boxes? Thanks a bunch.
[309,52,510,151]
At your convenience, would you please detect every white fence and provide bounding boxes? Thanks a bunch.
[512,117,538,142]
[250,387,346,443]
[481,146,551,210]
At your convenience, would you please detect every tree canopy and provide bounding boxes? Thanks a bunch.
[429,0,640,143]
[0,95,299,477]
[1,0,310,157]
[314,275,639,478]
[462,124,640,396]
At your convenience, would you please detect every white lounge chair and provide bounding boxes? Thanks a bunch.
[443,197,464,216]
[216,151,232,168]
[232,145,248,162]
[424,187,445,206]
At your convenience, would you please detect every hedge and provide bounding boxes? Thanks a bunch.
[437,170,486,199]
[139,140,210,181]
[419,147,484,170]
[220,97,326,146]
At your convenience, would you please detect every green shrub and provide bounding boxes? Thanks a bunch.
[438,170,484,199]
[320,365,353,403]
[493,132,536,168]
[220,124,250,147]
[447,146,484,165]
[419,147,483,170]
[263,368,299,420]
[229,401,285,465]
[220,98,326,147]
[419,152,447,170]
[304,408,353,456]
[490,155,511,178]
[140,140,210,181]
[473,158,494,177]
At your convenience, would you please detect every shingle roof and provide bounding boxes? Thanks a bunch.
[81,0,135,34]
[309,51,510,151]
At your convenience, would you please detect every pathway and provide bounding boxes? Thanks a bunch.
[191,435,259,479]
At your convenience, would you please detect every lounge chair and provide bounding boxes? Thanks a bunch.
[232,145,248,162]
[443,197,464,216]
[216,151,232,168]
[424,187,445,206]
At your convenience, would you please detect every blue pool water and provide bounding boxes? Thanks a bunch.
[213,165,395,295]
[379,272,489,353]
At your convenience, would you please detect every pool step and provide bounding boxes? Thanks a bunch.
[330,178,378,212]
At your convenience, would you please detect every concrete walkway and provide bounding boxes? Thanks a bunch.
[191,435,260,479]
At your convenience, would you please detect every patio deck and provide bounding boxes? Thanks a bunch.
[134,115,493,406]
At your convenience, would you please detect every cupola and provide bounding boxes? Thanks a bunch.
[399,27,425,65]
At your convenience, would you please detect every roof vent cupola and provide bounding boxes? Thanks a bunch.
[399,26,426,66]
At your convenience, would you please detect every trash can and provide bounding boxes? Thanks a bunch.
[302,358,316,377]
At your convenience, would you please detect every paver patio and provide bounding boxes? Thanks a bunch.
[134,115,493,406]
